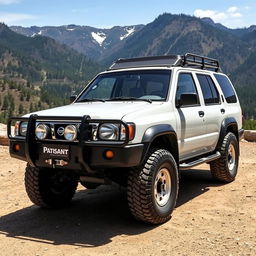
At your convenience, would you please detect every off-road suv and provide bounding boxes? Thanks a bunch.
[8,53,244,224]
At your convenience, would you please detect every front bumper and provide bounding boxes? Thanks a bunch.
[9,139,144,170]
[8,115,144,172]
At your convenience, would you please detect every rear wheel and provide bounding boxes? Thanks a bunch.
[127,149,179,224]
[210,132,239,182]
[25,164,78,208]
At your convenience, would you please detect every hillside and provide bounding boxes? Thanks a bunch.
[0,23,101,83]
[0,23,102,122]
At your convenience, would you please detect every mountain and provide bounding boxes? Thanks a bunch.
[0,23,101,83]
[5,13,256,119]
[11,24,144,60]
[101,14,250,74]
[0,23,102,122]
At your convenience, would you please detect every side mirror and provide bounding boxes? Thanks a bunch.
[70,95,77,103]
[176,93,198,108]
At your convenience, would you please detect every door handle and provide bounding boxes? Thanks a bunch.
[198,111,205,117]
[221,108,225,114]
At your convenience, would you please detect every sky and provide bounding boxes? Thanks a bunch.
[0,0,255,28]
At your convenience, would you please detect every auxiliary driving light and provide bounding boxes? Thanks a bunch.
[64,125,78,141]
[35,124,49,140]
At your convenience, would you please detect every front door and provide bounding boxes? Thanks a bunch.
[174,72,207,161]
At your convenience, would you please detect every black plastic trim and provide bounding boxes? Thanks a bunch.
[142,124,176,143]
[141,124,178,164]
[216,117,238,151]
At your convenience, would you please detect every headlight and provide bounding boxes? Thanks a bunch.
[98,124,119,140]
[19,122,28,136]
[35,124,49,140]
[64,125,78,141]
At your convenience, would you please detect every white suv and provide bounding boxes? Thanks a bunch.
[8,53,244,224]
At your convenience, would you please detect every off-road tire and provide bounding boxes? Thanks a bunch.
[25,164,78,208]
[210,132,239,182]
[127,149,179,224]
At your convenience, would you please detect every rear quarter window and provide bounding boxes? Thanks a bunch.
[214,74,237,103]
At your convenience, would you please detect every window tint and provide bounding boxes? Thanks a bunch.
[176,73,199,105]
[197,74,220,104]
[214,74,237,103]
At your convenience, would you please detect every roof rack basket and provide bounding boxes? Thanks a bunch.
[108,53,220,72]
[182,53,220,72]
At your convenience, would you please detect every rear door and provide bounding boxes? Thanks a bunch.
[195,73,225,151]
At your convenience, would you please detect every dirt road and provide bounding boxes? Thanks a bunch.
[0,142,255,256]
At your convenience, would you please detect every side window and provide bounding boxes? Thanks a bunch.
[176,73,199,106]
[214,74,237,103]
[197,74,220,105]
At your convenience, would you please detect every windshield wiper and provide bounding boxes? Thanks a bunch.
[107,97,152,103]
[78,98,105,103]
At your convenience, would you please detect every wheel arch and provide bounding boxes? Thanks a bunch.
[141,124,179,164]
[216,117,239,152]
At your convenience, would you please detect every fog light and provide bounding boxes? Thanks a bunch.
[35,124,49,140]
[105,150,114,159]
[13,144,21,152]
[64,125,78,141]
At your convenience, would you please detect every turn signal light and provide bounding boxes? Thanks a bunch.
[128,124,135,141]
[105,150,114,160]
[13,144,21,152]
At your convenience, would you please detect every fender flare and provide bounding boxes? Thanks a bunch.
[216,117,238,151]
[141,124,179,164]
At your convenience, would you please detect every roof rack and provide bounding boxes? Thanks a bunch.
[182,53,220,72]
[108,53,220,72]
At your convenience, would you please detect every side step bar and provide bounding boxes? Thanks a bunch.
[179,152,221,170]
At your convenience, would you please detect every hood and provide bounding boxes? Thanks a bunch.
[26,102,164,120]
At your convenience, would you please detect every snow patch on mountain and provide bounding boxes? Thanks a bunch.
[120,27,135,40]
[91,32,106,46]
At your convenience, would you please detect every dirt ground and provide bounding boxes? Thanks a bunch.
[0,141,255,256]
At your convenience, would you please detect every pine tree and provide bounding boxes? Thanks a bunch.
[18,104,24,114]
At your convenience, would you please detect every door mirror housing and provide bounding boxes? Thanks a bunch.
[176,93,198,108]
[70,95,77,103]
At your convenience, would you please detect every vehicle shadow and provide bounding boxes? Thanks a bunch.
[0,168,224,247]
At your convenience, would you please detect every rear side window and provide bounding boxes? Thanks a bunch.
[197,74,220,105]
[214,74,237,103]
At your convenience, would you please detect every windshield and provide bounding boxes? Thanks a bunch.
[76,70,171,102]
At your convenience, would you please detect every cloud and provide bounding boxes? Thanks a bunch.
[194,6,243,25]
[0,0,19,4]
[0,12,37,25]
[227,6,238,13]
[194,9,227,22]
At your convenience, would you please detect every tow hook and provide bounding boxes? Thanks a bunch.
[45,159,69,167]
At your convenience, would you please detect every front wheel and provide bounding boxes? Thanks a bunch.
[25,164,78,208]
[127,149,179,224]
